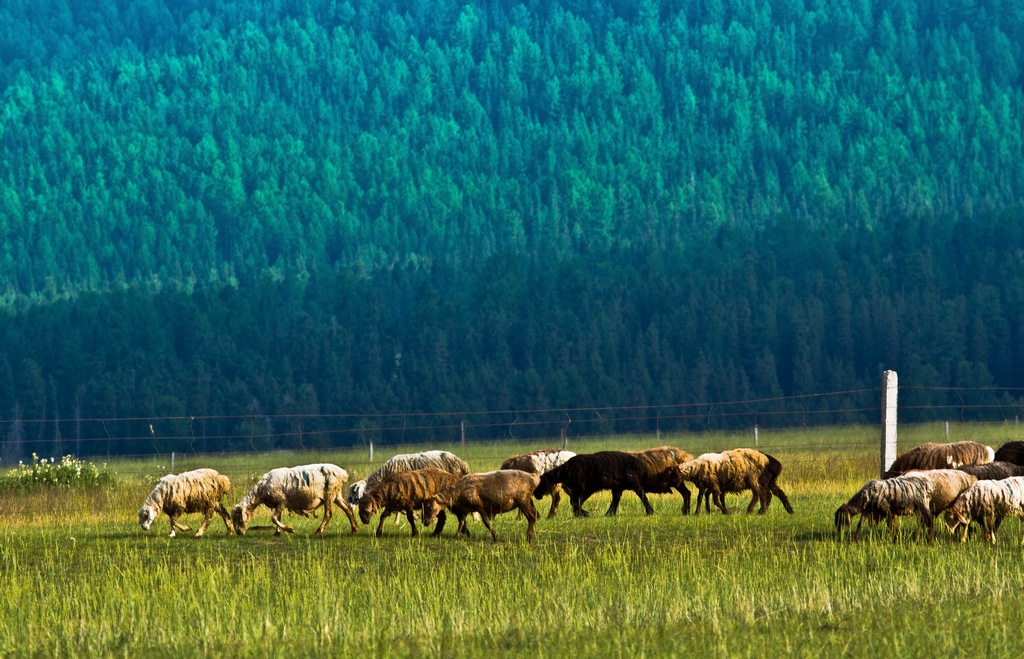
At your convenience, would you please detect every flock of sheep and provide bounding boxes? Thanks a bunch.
[137,438,1024,543]
[137,446,795,541]
[835,440,1024,543]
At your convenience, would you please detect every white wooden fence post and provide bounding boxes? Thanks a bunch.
[754,424,759,448]
[881,370,898,477]
[369,440,374,464]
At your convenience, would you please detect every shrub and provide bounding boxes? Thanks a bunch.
[0,454,117,493]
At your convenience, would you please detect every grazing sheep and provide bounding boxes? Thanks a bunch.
[834,476,935,542]
[358,467,461,538]
[500,448,576,518]
[423,470,541,542]
[231,464,359,536]
[944,477,1024,544]
[993,441,1024,466]
[624,446,695,514]
[138,468,233,538]
[346,450,470,508]
[882,441,994,478]
[534,451,655,517]
[657,449,793,516]
[957,461,1024,480]
[899,469,977,540]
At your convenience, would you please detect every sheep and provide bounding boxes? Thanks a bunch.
[882,441,994,478]
[993,441,1024,466]
[231,463,359,536]
[624,446,695,514]
[358,467,461,537]
[899,469,978,540]
[500,448,576,518]
[422,470,541,542]
[834,476,935,542]
[534,451,655,517]
[346,450,470,508]
[138,468,234,538]
[957,461,1024,480]
[944,477,1024,544]
[656,449,793,516]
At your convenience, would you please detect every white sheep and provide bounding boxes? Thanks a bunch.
[883,441,994,478]
[231,463,359,536]
[346,450,470,508]
[834,475,935,541]
[944,477,1024,544]
[138,468,233,538]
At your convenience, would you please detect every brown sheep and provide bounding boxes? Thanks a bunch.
[882,441,994,478]
[358,467,461,537]
[423,470,541,542]
[957,461,1024,480]
[500,448,575,518]
[624,446,695,514]
[657,449,793,515]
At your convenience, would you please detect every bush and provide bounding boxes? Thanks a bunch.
[0,454,117,493]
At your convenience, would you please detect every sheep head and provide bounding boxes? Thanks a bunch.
[834,505,854,533]
[422,495,445,526]
[138,505,158,531]
[346,480,367,507]
[944,502,970,540]
[231,505,252,536]
[534,474,555,499]
[358,496,378,525]
[649,466,683,492]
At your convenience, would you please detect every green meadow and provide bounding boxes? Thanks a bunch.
[2,424,1024,657]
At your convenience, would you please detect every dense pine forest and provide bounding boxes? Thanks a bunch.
[1,0,1023,458]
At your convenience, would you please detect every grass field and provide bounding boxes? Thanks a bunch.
[3,424,1024,657]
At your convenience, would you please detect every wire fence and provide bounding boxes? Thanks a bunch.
[5,383,1024,475]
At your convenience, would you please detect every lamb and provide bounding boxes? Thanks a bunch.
[422,470,541,542]
[346,450,470,508]
[231,463,359,536]
[957,461,1024,480]
[534,451,655,517]
[655,449,793,516]
[624,446,695,514]
[500,448,576,518]
[834,476,935,542]
[993,441,1024,466]
[882,441,994,478]
[138,468,234,538]
[944,477,1024,544]
[358,467,461,537]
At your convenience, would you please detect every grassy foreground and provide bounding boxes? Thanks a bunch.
[2,425,1024,657]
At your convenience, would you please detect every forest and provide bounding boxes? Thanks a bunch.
[1,0,1023,459]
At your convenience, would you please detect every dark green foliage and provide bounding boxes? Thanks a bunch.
[1,1,1023,456]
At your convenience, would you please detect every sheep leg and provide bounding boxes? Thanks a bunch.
[454,515,468,540]
[334,499,360,534]
[571,494,590,518]
[771,485,795,514]
[677,484,691,515]
[746,488,759,514]
[548,486,562,519]
[313,501,334,537]
[431,510,447,537]
[853,514,865,542]
[194,513,213,537]
[406,511,419,537]
[271,506,295,535]
[375,512,388,538]
[521,498,539,542]
[216,503,234,535]
[712,488,729,515]
[636,489,654,516]
[605,490,623,516]
[169,515,192,537]
[479,515,499,542]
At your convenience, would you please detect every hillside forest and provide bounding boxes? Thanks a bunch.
[1,0,1023,458]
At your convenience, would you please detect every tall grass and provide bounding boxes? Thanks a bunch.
[2,426,1024,656]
